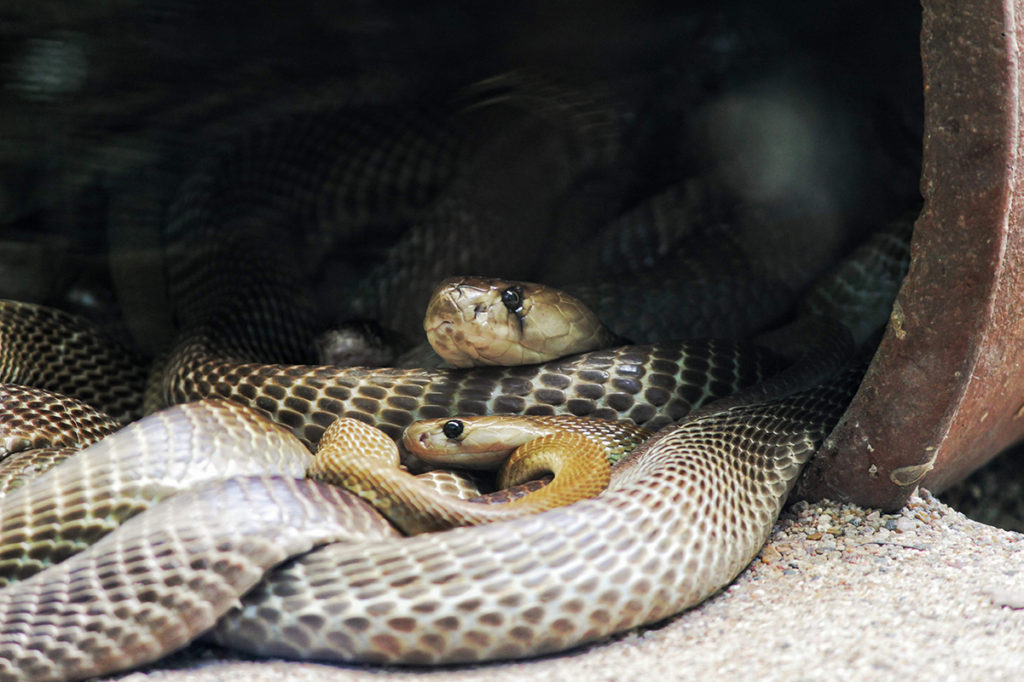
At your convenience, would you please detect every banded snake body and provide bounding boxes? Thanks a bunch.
[0,80,913,681]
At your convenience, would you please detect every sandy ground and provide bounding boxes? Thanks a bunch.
[106,489,1024,682]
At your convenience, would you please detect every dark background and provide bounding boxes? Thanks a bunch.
[0,1,923,329]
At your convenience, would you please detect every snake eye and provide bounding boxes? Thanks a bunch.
[500,286,524,315]
[442,419,464,439]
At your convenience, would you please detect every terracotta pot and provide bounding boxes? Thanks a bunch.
[798,0,1024,509]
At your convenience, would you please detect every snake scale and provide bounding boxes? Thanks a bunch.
[0,77,912,681]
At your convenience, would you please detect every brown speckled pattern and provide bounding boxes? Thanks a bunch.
[0,384,120,458]
[168,340,779,448]
[0,301,147,422]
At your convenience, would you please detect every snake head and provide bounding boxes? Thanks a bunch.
[401,415,541,469]
[423,276,614,367]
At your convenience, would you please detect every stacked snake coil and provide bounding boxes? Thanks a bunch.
[0,78,912,682]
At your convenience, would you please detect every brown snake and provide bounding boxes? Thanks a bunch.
[0,83,912,681]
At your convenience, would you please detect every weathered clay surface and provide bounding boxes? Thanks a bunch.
[799,0,1024,508]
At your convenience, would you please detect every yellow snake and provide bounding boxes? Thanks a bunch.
[0,82,913,682]
[312,417,611,535]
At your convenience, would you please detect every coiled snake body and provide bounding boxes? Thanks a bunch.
[0,84,911,681]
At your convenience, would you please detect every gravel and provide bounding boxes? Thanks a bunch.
[107,489,1024,682]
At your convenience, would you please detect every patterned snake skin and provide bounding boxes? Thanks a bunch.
[0,79,912,681]
[213,365,864,665]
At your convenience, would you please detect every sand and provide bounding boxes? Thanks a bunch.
[106,490,1024,682]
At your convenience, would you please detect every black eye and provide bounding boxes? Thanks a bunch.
[442,419,464,439]
[501,286,523,314]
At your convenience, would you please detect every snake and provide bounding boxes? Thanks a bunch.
[311,416,613,535]
[403,414,652,468]
[0,78,913,682]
